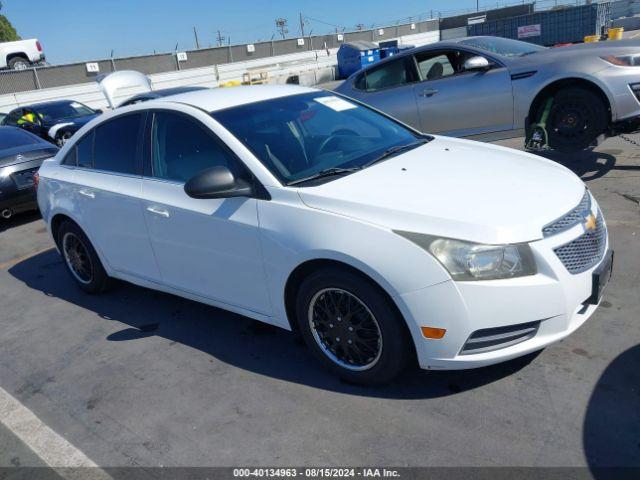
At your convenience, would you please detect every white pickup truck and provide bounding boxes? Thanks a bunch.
[0,39,45,70]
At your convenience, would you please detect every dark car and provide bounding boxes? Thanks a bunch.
[1,100,101,147]
[0,126,58,219]
[118,86,207,107]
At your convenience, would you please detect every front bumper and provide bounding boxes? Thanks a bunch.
[596,65,640,122]
[396,201,610,371]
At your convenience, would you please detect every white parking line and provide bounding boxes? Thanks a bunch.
[0,385,111,479]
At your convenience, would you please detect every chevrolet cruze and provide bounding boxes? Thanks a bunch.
[36,85,613,385]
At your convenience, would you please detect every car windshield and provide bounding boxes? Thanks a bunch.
[36,102,95,121]
[212,92,424,185]
[460,37,547,57]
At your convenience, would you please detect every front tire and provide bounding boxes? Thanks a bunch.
[58,221,110,294]
[295,267,412,386]
[545,87,608,153]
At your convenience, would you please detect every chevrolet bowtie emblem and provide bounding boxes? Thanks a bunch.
[584,213,597,231]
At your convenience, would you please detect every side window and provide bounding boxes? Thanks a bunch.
[363,59,409,91]
[93,114,143,175]
[61,145,78,166]
[353,72,366,91]
[415,52,455,81]
[76,132,94,169]
[151,112,239,183]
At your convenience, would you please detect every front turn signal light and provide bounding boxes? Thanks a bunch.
[421,326,446,339]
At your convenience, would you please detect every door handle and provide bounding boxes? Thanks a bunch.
[146,206,170,218]
[78,189,95,199]
[420,88,438,97]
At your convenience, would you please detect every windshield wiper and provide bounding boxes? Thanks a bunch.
[287,166,362,186]
[363,139,428,169]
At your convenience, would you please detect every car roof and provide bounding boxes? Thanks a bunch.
[14,99,86,111]
[154,84,320,112]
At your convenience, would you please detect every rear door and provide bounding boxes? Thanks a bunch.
[139,109,271,314]
[70,112,161,281]
[412,48,514,136]
[344,57,422,130]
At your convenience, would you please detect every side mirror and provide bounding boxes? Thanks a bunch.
[184,166,253,199]
[94,109,103,114]
[463,56,490,71]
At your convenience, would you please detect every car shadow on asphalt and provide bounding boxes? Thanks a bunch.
[0,211,41,233]
[538,149,640,182]
[9,249,540,399]
[583,344,640,474]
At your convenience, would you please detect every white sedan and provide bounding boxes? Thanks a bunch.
[36,85,612,385]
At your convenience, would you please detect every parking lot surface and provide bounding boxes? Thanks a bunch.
[0,135,638,470]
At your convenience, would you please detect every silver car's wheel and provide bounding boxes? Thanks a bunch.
[307,288,383,371]
[62,232,94,285]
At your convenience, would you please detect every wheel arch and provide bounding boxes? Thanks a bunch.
[6,52,29,64]
[50,213,78,248]
[283,259,404,330]
[527,77,612,128]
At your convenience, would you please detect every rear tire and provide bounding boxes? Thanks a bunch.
[295,267,412,386]
[544,87,608,153]
[8,56,29,70]
[57,221,110,294]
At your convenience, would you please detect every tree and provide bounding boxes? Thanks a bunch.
[0,15,20,42]
[0,2,20,42]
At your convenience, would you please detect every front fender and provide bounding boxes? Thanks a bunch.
[258,190,451,328]
[513,71,615,129]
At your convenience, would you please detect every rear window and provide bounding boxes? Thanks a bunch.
[0,128,41,150]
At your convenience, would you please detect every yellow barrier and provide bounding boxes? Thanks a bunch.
[584,35,600,43]
[219,80,242,88]
[608,27,624,40]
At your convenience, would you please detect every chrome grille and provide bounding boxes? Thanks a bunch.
[542,190,591,237]
[554,211,607,274]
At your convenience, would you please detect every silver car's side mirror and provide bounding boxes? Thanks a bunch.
[463,56,490,71]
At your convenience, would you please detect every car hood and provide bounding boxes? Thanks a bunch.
[508,38,640,67]
[297,136,585,244]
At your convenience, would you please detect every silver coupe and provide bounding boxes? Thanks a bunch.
[335,36,640,152]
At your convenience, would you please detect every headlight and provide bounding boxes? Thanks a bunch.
[601,54,640,66]
[395,231,537,281]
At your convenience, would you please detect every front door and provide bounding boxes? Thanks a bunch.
[412,49,514,136]
[140,110,271,315]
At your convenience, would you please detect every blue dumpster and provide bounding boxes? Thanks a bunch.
[337,41,380,78]
[380,44,415,59]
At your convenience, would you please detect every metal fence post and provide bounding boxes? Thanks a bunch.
[32,67,41,89]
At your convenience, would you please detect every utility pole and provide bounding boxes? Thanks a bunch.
[193,26,200,49]
[299,12,305,37]
[216,30,226,47]
[275,18,288,39]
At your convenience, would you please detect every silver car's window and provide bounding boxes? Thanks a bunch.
[364,59,409,90]
[416,54,455,81]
